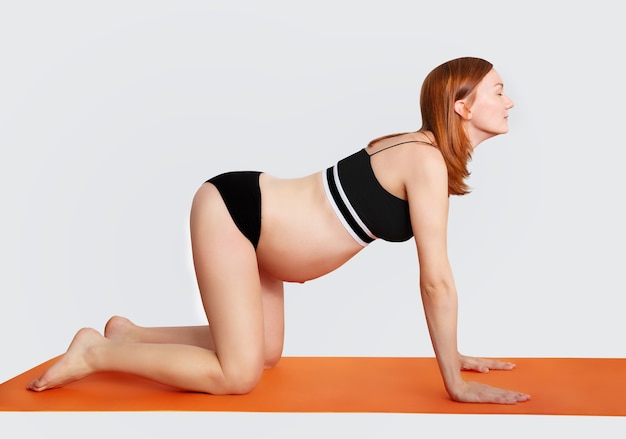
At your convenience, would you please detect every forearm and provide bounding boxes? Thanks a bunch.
[421,284,463,395]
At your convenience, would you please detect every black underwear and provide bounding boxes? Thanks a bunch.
[206,171,262,249]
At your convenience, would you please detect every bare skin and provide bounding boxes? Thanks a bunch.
[28,167,352,394]
[28,69,530,404]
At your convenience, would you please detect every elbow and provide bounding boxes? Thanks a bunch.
[420,278,456,299]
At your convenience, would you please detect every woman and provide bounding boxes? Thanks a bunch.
[28,57,530,404]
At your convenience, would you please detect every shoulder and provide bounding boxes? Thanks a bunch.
[403,145,448,193]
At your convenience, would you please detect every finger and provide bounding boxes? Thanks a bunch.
[461,357,517,373]
[498,392,531,404]
[460,357,492,373]
[470,358,516,371]
[460,362,485,372]
[486,359,516,370]
[491,388,531,404]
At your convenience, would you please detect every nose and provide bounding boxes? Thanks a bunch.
[505,94,515,109]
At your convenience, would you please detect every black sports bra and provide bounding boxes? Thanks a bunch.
[323,140,435,245]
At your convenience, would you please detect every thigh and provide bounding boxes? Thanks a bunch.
[190,183,265,374]
[259,269,284,367]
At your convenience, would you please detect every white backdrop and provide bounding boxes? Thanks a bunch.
[1,1,624,437]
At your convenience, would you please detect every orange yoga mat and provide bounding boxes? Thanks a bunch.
[1,356,624,415]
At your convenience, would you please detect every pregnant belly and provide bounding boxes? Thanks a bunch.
[256,235,360,283]
[256,172,365,282]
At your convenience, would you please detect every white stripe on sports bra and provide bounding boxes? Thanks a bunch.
[322,165,377,247]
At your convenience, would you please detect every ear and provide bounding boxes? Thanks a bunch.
[454,100,472,120]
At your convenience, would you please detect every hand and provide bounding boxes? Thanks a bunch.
[459,354,515,373]
[452,354,530,404]
[450,380,531,404]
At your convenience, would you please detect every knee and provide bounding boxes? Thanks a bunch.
[264,356,281,370]
[220,363,264,395]
[263,341,283,369]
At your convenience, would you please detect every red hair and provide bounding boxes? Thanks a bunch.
[419,57,493,195]
[369,57,493,196]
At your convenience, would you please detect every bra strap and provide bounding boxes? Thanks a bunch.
[368,140,436,156]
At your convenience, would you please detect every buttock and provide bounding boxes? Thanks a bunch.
[206,171,263,249]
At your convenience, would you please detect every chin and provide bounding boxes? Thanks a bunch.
[495,124,510,135]
[488,127,509,137]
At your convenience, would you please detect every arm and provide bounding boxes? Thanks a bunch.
[405,148,529,404]
[405,149,462,396]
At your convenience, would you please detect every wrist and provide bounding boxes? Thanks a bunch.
[445,378,467,399]
[441,368,464,390]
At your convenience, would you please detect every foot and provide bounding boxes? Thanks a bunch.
[27,327,106,392]
[104,316,140,342]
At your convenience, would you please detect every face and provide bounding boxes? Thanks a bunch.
[458,68,515,147]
